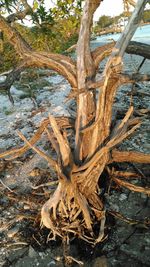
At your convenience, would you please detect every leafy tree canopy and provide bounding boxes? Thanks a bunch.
[0,0,84,71]
[0,0,83,25]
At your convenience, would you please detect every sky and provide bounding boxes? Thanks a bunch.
[94,0,125,20]
[95,0,150,20]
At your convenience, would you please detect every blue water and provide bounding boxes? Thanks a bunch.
[91,24,150,49]
[132,24,150,44]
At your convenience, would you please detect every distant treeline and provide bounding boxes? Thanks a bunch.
[93,9,150,32]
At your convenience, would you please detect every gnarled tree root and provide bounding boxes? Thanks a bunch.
[41,180,105,244]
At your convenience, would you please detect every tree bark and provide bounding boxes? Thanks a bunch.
[75,0,102,162]
[111,149,150,164]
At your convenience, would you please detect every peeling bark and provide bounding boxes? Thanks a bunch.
[75,0,102,161]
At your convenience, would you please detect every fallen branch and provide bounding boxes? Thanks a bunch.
[93,41,150,68]
[126,41,150,59]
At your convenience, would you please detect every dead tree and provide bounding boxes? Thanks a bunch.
[0,0,150,244]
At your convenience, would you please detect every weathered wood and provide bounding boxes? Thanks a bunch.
[111,149,150,164]
[0,0,149,244]
[113,177,150,195]
[93,41,150,68]
[48,114,72,170]
[88,0,146,152]
[126,41,150,59]
[0,116,73,160]
[17,131,58,169]
[75,0,102,161]
[1,49,149,97]
[6,0,32,23]
[0,61,27,92]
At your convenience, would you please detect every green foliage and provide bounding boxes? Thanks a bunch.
[0,0,20,13]
[0,42,19,72]
[52,0,82,20]
[0,0,83,72]
[97,15,114,29]
[33,5,54,25]
[120,10,132,18]
[142,9,150,23]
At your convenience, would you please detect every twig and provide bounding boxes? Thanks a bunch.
[17,130,58,169]
[5,242,28,247]
[113,177,150,195]
[0,179,15,193]
[31,181,58,190]
[32,234,41,246]
[65,256,84,266]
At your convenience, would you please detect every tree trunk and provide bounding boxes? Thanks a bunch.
[75,0,101,162]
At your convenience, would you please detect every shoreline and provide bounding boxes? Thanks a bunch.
[94,22,150,37]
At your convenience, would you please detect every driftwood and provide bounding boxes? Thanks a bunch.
[0,0,150,244]
[66,41,150,60]
[126,41,150,59]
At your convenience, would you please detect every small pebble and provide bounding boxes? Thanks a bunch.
[119,193,127,201]
[47,260,56,267]
[7,226,20,238]
[23,204,30,210]
[141,193,147,200]
[28,245,38,258]
[113,204,119,212]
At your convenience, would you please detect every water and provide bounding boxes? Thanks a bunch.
[132,24,150,44]
[91,24,150,49]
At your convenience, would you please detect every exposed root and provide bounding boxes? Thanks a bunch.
[41,183,63,239]
[108,210,150,228]
[113,177,150,195]
[65,255,84,266]
[110,149,150,164]
[94,211,106,244]
[0,178,15,193]
[0,111,149,245]
[1,115,149,246]
[108,167,150,195]
[41,180,104,244]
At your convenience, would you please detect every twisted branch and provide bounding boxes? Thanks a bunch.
[0,15,77,88]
